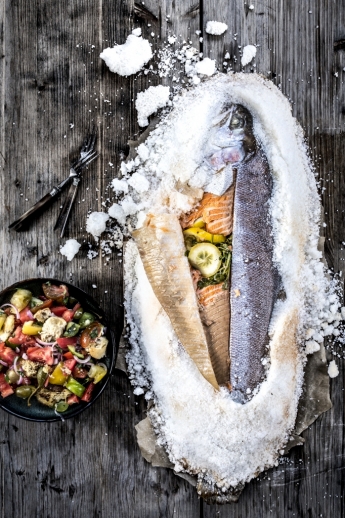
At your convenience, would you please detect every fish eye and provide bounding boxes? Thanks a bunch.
[230,115,245,129]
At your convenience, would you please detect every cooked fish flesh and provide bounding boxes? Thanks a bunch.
[132,214,219,390]
[198,284,230,386]
[180,186,235,236]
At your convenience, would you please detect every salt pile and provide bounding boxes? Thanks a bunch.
[116,73,344,494]
[205,21,228,36]
[86,211,109,240]
[100,31,152,76]
[241,45,257,66]
[60,239,81,261]
[135,85,170,127]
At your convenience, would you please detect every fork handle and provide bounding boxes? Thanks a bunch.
[54,176,81,238]
[8,183,69,232]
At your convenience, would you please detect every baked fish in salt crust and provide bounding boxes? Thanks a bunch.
[122,73,337,501]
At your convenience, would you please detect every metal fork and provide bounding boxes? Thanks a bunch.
[54,129,98,237]
[9,131,98,232]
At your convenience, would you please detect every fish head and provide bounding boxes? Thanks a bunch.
[207,104,256,170]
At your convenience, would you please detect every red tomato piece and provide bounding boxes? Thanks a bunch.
[7,326,36,346]
[72,365,88,379]
[62,309,74,322]
[31,299,53,314]
[56,337,78,349]
[63,351,74,359]
[0,373,14,398]
[19,307,33,324]
[67,394,80,405]
[51,306,68,317]
[0,342,17,364]
[26,346,54,366]
[81,382,95,402]
[63,359,77,371]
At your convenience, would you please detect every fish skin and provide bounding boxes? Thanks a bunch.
[133,213,219,391]
[199,285,230,386]
[230,148,280,403]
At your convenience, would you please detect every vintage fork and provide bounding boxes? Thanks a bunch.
[9,131,98,232]
[54,129,98,238]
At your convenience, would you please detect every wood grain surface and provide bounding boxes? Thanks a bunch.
[0,1,344,517]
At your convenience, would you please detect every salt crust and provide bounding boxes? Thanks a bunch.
[59,239,81,261]
[100,34,152,77]
[241,45,257,66]
[205,21,228,36]
[135,85,170,127]
[122,74,341,490]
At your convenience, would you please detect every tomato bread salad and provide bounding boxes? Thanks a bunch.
[0,282,109,414]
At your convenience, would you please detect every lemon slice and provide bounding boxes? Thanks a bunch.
[188,243,222,277]
[192,217,206,229]
[183,228,226,244]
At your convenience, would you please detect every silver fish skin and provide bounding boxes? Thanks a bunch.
[230,148,280,403]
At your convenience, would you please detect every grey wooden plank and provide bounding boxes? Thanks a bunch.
[201,0,345,516]
[0,0,202,517]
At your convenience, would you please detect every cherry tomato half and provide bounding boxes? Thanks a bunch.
[42,283,69,304]
[80,322,103,349]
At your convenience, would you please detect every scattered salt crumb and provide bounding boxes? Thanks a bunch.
[112,178,129,194]
[328,360,339,378]
[100,34,152,76]
[241,45,257,66]
[224,52,230,59]
[334,72,339,78]
[108,203,126,226]
[92,284,97,289]
[305,340,320,354]
[205,21,228,36]
[168,36,176,44]
[86,211,109,239]
[195,58,216,76]
[60,239,81,261]
[132,27,142,37]
[69,123,74,129]
[249,4,254,9]
[135,85,170,127]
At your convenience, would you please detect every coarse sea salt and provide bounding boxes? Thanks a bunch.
[118,73,344,493]
[135,85,170,127]
[241,45,257,66]
[194,58,216,76]
[60,239,81,261]
[328,360,339,378]
[100,33,152,76]
[205,21,228,36]
[86,211,109,239]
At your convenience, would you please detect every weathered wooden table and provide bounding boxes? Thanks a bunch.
[0,1,344,516]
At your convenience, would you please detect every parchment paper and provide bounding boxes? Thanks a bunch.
[116,133,333,503]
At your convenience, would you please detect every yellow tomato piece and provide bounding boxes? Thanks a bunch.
[10,289,32,312]
[88,363,107,384]
[22,321,43,336]
[0,312,6,331]
[183,227,226,244]
[49,362,69,385]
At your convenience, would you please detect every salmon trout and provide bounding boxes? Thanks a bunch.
[230,148,279,402]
